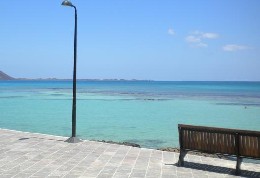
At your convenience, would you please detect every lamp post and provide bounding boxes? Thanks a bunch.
[62,0,81,143]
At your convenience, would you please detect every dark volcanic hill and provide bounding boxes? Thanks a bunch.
[0,71,15,80]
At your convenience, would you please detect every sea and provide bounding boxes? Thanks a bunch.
[0,80,260,149]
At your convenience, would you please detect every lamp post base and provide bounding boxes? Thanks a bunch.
[65,137,82,143]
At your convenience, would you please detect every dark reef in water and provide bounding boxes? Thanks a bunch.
[95,140,141,148]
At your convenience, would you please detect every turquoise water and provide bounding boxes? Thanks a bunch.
[0,81,260,148]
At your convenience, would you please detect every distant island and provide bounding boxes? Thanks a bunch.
[0,71,15,80]
[0,71,152,82]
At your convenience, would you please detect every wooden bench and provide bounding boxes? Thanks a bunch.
[178,124,260,175]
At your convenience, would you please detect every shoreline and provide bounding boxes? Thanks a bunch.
[0,128,224,158]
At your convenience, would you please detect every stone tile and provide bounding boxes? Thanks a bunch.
[129,169,146,177]
[31,171,51,177]
[0,174,15,178]
[161,175,178,178]
[18,168,39,175]
[63,174,81,178]
[112,173,131,178]
[96,173,114,178]
[13,172,33,178]
[145,171,161,177]
[193,173,209,178]
[48,170,70,177]
[177,171,194,176]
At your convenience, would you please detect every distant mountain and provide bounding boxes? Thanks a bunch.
[0,71,15,80]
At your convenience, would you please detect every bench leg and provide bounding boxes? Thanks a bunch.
[178,149,187,166]
[235,157,242,175]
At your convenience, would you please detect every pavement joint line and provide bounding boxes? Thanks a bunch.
[58,141,91,177]
[159,150,163,178]
[162,151,167,177]
[174,151,178,176]
[110,145,131,178]
[80,142,112,176]
[0,137,56,172]
[95,144,121,177]
[11,143,68,177]
[144,148,152,178]
[11,138,78,177]
[30,140,87,178]
[127,147,141,178]
[68,141,105,177]
[48,142,90,176]
[61,141,103,177]
[97,145,128,177]
[0,134,43,160]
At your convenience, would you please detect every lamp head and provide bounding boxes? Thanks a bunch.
[61,0,73,7]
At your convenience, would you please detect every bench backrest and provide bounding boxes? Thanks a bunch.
[178,124,260,159]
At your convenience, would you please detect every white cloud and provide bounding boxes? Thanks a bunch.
[191,31,219,39]
[188,42,208,48]
[185,31,219,48]
[201,33,219,39]
[223,44,249,52]
[168,28,175,35]
[192,30,201,35]
[185,35,201,43]
[196,43,208,48]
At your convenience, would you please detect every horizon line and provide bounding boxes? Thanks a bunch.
[2,78,260,82]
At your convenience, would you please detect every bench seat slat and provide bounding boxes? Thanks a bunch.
[239,136,260,158]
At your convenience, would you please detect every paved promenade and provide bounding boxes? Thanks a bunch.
[0,129,259,178]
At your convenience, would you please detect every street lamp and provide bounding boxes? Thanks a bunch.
[62,0,81,143]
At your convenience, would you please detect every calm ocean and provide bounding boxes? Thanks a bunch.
[0,81,260,148]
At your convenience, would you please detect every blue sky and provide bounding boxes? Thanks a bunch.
[1,0,260,81]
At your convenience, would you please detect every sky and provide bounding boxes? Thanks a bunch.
[1,0,260,81]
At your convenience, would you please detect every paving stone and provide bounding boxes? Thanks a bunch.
[13,172,33,178]
[161,175,178,178]
[129,169,146,177]
[0,174,15,178]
